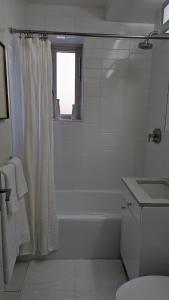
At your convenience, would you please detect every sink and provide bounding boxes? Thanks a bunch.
[136,180,169,199]
[122,177,169,206]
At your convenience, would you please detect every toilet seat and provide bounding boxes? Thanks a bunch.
[116,276,169,300]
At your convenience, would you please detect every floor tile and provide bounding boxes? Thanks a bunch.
[20,259,127,300]
[0,292,20,300]
[75,260,126,294]
[20,290,76,300]
[76,290,117,300]
[5,263,29,292]
[23,260,75,292]
[24,260,75,282]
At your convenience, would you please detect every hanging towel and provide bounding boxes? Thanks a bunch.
[15,199,30,249]
[0,166,30,283]
[0,164,18,215]
[0,173,18,283]
[9,157,28,199]
[9,158,30,247]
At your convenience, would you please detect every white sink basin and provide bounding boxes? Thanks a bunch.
[136,180,169,199]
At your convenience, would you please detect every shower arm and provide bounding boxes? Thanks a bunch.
[145,31,159,42]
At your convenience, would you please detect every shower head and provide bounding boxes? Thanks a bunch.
[138,40,153,50]
[138,31,158,50]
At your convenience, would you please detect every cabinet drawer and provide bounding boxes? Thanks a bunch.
[123,186,141,221]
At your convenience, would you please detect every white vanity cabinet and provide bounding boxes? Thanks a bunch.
[121,183,169,279]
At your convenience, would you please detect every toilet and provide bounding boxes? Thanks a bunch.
[116,276,169,300]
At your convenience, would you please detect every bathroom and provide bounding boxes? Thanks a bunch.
[0,0,169,299]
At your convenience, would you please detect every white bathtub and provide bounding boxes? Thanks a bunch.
[47,189,122,259]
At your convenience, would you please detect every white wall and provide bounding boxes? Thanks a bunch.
[144,40,169,177]
[26,3,154,211]
[0,0,25,165]
[25,3,153,36]
[144,11,169,177]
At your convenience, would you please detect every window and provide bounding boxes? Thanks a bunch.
[52,45,82,120]
[161,0,169,32]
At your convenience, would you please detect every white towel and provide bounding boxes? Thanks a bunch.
[0,165,18,215]
[0,169,30,284]
[9,157,28,199]
[8,158,30,247]
[0,174,18,283]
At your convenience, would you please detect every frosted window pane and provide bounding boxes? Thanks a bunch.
[163,3,169,24]
[57,52,75,115]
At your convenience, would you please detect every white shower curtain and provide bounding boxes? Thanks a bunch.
[9,37,59,255]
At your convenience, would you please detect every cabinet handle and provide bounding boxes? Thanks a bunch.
[121,206,126,209]
[127,202,132,206]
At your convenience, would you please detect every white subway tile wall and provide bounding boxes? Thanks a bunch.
[25,4,153,207]
[144,40,169,178]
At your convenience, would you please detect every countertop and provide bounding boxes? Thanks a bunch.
[122,177,169,207]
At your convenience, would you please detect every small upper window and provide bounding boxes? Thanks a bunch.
[52,44,82,120]
[161,0,169,32]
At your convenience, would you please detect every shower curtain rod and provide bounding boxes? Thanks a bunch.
[9,27,169,40]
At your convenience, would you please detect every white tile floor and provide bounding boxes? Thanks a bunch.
[0,292,20,300]
[4,263,29,292]
[1,260,127,300]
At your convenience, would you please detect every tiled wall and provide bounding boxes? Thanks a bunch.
[26,3,153,209]
[144,40,169,178]
[53,37,152,201]
[0,0,25,165]
[25,3,154,36]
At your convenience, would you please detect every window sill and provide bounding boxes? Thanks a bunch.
[53,118,82,123]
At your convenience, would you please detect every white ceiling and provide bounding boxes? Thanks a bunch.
[27,0,165,23]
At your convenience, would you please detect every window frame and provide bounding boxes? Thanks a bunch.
[161,0,169,33]
[52,44,82,120]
